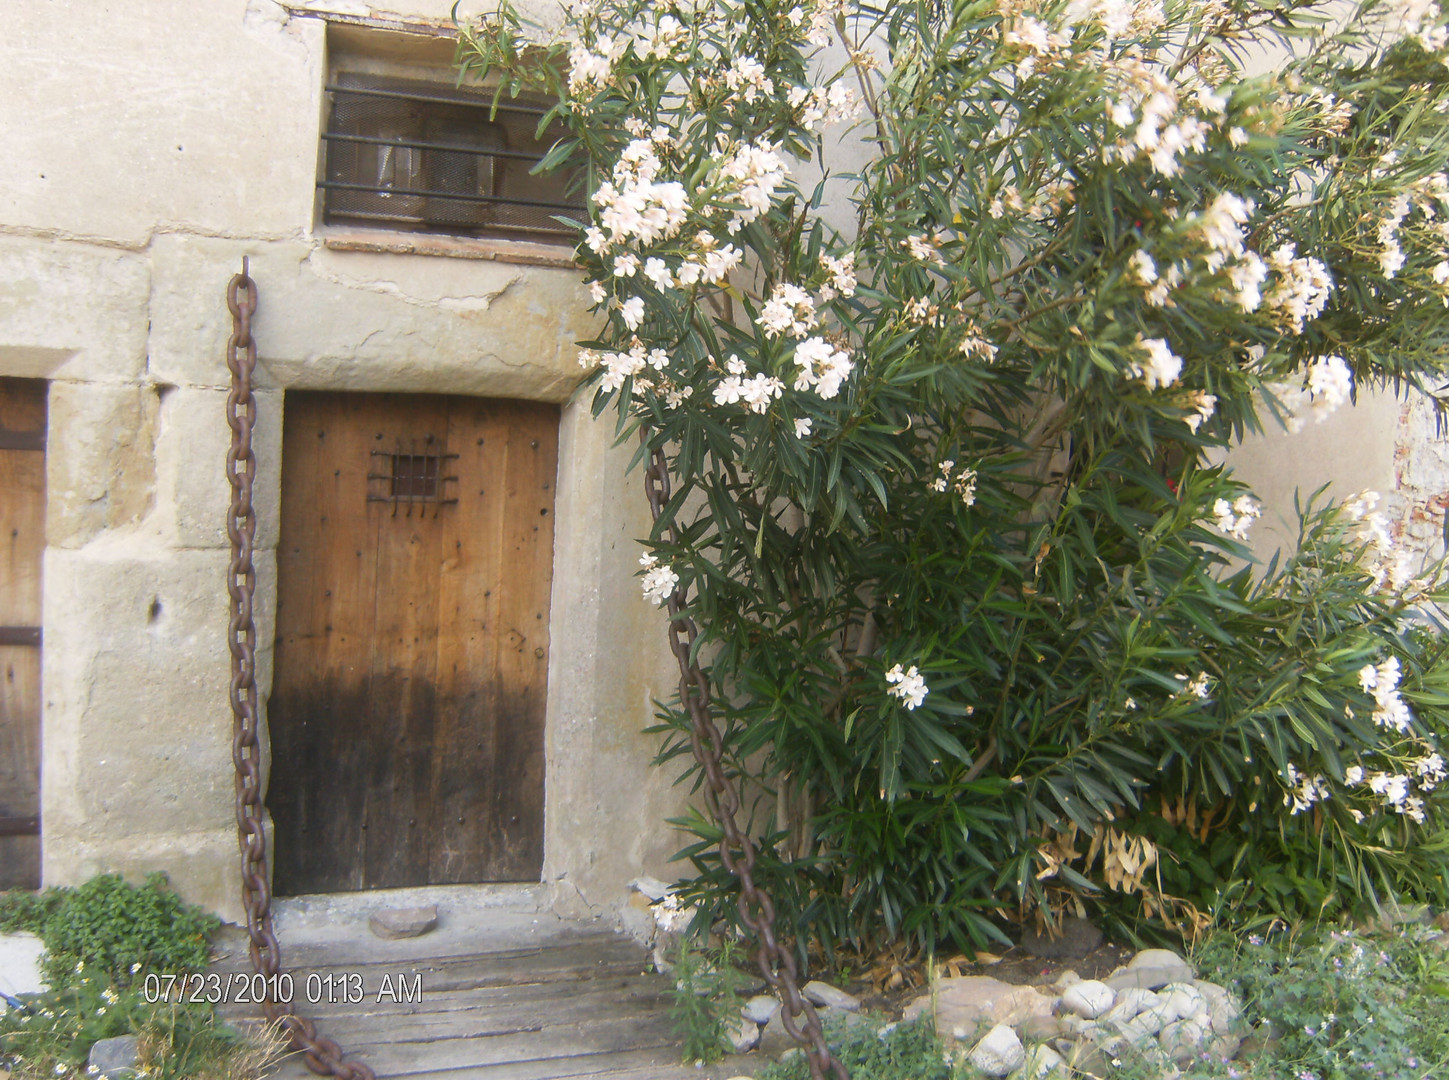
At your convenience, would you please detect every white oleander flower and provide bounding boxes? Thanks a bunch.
[885,663,929,710]
[1129,336,1183,390]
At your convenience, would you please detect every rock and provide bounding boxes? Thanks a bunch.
[1104,948,1194,991]
[1208,1032,1243,1061]
[1061,979,1116,1019]
[1236,1021,1280,1058]
[1159,982,1207,1023]
[0,933,47,996]
[1160,1018,1208,1064]
[368,905,438,939]
[620,892,655,945]
[1052,969,1082,991]
[1054,1036,1112,1078]
[742,994,780,1025]
[1022,1042,1068,1079]
[758,1008,798,1057]
[802,980,860,1012]
[1101,986,1161,1025]
[902,976,1054,1031]
[89,1034,141,1078]
[1106,965,1192,992]
[630,876,674,902]
[1020,917,1105,960]
[1196,981,1243,1035]
[968,1023,1026,1077]
[1116,1010,1167,1044]
[1020,1013,1068,1041]
[727,1015,760,1053]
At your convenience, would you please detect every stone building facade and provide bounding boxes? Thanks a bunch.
[1,0,1441,925]
[0,0,690,924]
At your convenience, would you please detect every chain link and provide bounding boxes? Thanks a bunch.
[226,259,376,1080]
[641,432,848,1080]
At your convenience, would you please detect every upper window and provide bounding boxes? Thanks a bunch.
[319,74,585,244]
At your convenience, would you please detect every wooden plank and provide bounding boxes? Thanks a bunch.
[0,378,44,891]
[363,395,449,890]
[489,400,555,882]
[434,398,556,883]
[270,392,379,893]
[263,1046,703,1080]
[334,1011,678,1073]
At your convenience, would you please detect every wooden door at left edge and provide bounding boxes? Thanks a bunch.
[0,378,45,890]
[268,392,557,894]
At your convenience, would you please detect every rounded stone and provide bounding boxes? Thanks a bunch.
[1061,979,1116,1019]
[368,904,438,939]
[742,994,780,1025]
[1160,1018,1209,1064]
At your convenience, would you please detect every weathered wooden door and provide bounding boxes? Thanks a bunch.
[269,392,557,894]
[0,378,45,891]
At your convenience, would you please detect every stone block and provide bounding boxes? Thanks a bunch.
[0,236,149,383]
[902,975,1054,1031]
[0,932,47,996]
[45,381,161,549]
[2,3,320,244]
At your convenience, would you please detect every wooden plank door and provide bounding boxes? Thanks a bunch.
[269,392,557,894]
[0,378,45,891]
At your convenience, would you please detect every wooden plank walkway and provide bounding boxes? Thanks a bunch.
[212,887,758,1080]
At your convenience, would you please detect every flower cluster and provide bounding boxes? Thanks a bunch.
[579,342,670,393]
[787,82,864,132]
[1213,495,1261,540]
[1284,762,1331,815]
[1263,244,1334,334]
[1175,671,1213,699]
[792,337,854,399]
[588,139,689,253]
[714,139,788,233]
[1128,335,1183,389]
[1266,355,1353,433]
[885,663,929,709]
[759,283,818,338]
[818,252,858,300]
[639,552,680,606]
[713,355,785,413]
[1183,390,1218,433]
[1359,655,1413,733]
[929,459,979,505]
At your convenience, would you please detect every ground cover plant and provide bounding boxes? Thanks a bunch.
[0,875,282,1080]
[456,0,1449,965]
[752,920,1449,1080]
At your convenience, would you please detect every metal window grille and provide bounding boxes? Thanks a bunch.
[368,446,459,516]
[320,75,585,242]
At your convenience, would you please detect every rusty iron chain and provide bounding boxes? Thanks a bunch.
[226,259,376,1080]
[641,433,848,1080]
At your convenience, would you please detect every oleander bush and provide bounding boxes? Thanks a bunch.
[457,0,1449,959]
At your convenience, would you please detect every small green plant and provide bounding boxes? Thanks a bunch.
[0,873,218,987]
[668,935,755,1064]
[0,874,276,1080]
[758,1016,952,1080]
[1192,922,1449,1080]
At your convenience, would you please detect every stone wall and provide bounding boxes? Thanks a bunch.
[0,0,690,923]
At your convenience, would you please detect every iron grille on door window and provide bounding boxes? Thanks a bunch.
[320,75,586,242]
